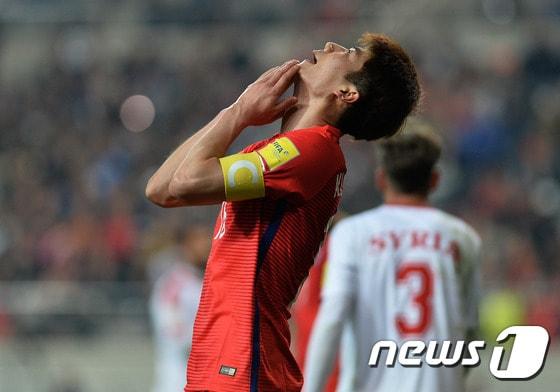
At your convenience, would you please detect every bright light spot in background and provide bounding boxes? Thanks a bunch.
[120,95,156,132]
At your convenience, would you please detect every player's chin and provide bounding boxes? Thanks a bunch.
[295,65,311,82]
[299,59,314,68]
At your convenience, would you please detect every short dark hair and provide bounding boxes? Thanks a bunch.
[337,33,420,141]
[377,122,441,196]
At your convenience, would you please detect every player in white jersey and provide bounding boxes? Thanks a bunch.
[304,124,481,392]
[150,226,211,392]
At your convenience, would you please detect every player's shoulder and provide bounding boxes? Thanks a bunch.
[246,124,340,151]
[435,209,481,248]
[268,125,346,174]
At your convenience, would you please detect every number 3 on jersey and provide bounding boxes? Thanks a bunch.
[396,262,433,336]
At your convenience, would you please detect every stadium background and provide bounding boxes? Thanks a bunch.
[0,0,559,391]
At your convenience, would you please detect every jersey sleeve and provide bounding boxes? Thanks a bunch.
[321,218,357,302]
[256,131,342,203]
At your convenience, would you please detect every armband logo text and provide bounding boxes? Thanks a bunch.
[258,137,300,171]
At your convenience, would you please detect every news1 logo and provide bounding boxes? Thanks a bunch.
[369,326,550,380]
[489,326,549,379]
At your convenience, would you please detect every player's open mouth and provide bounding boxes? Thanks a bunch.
[302,52,317,64]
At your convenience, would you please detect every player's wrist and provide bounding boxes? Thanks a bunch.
[225,101,251,131]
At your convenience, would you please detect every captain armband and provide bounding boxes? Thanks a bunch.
[219,152,265,201]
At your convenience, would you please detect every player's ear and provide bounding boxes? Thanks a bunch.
[429,170,440,193]
[335,84,360,104]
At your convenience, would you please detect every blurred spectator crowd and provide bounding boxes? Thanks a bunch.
[0,0,559,340]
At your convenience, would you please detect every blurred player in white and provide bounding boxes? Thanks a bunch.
[150,226,211,392]
[304,124,481,392]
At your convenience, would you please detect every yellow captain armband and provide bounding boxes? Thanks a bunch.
[219,152,265,201]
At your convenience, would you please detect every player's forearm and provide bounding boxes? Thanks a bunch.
[145,110,232,207]
[167,104,246,204]
[179,103,246,164]
[303,300,346,392]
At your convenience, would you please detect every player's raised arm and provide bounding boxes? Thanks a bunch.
[145,112,229,207]
[145,60,299,207]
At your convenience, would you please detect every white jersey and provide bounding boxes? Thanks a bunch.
[305,205,481,392]
[150,262,202,392]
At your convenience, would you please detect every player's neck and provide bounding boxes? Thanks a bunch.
[384,192,430,207]
[281,83,336,132]
[281,102,327,131]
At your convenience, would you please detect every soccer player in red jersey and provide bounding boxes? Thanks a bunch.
[146,33,420,392]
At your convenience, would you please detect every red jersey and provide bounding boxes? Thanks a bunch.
[185,125,346,392]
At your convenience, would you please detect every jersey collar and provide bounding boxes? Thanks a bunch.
[288,124,342,141]
[321,125,342,141]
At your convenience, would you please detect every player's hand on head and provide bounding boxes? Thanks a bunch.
[234,60,300,127]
